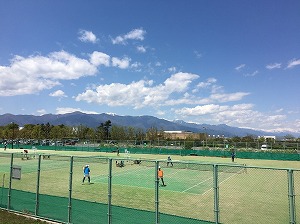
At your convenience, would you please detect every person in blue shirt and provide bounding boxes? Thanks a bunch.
[231,151,236,162]
[82,165,91,184]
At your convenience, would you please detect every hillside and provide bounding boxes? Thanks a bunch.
[0,112,297,137]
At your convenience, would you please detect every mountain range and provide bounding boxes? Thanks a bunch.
[0,112,298,138]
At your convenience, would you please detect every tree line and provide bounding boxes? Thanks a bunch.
[0,120,147,142]
[0,120,298,143]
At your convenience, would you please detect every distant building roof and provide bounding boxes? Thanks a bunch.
[164,131,193,134]
[258,135,276,139]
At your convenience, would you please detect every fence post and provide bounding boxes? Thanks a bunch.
[35,155,41,216]
[108,158,112,224]
[288,169,296,224]
[155,161,159,224]
[213,164,220,224]
[67,156,74,224]
[7,153,13,210]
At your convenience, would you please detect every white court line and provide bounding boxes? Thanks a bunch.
[202,171,239,196]
[167,169,182,177]
[181,167,243,194]
[181,176,213,193]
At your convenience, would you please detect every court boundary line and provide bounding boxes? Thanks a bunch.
[181,166,243,194]
[202,170,240,196]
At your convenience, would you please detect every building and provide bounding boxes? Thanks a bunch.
[258,135,276,141]
[163,131,202,140]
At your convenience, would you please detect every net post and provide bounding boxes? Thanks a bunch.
[155,161,160,224]
[67,156,74,224]
[108,158,112,224]
[213,164,220,223]
[35,154,41,216]
[7,153,13,210]
[288,169,296,224]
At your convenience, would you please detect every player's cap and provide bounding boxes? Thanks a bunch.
[158,166,161,169]
[86,164,89,167]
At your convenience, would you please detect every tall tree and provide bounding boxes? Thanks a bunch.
[126,126,136,140]
[146,126,158,141]
[98,120,112,140]
[111,125,126,140]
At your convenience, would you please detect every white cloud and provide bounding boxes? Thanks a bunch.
[112,28,146,45]
[163,72,198,92]
[49,90,67,98]
[111,57,131,69]
[275,108,284,113]
[243,70,258,77]
[174,103,295,132]
[175,104,254,116]
[175,104,228,116]
[196,78,217,88]
[0,51,98,96]
[56,107,99,114]
[168,67,176,73]
[75,72,199,108]
[75,72,250,111]
[235,64,246,71]
[156,110,166,116]
[78,29,98,43]
[0,50,137,97]
[131,62,142,70]
[194,50,202,59]
[287,58,300,69]
[37,109,47,115]
[266,63,281,70]
[90,51,110,66]
[137,45,146,53]
[210,92,250,102]
[125,29,146,40]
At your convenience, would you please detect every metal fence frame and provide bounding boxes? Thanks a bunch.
[0,152,299,224]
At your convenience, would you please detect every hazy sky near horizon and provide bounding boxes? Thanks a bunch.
[0,1,300,133]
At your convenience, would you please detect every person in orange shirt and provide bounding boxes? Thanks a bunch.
[158,166,166,187]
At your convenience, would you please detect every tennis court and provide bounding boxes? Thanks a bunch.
[0,150,299,224]
[92,160,244,195]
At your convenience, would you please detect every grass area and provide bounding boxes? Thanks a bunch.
[0,148,300,224]
[0,209,51,224]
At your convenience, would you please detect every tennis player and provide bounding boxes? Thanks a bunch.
[167,155,173,167]
[158,166,166,187]
[82,165,91,184]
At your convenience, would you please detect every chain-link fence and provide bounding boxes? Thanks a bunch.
[0,152,299,224]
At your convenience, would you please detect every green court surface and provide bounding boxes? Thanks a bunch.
[92,163,240,195]
[1,151,298,224]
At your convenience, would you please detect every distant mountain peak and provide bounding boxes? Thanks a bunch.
[105,112,117,116]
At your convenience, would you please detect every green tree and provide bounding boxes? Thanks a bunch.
[241,135,255,142]
[97,120,112,140]
[7,123,19,139]
[50,125,63,139]
[126,126,136,140]
[284,134,295,141]
[231,136,241,142]
[96,124,106,140]
[77,125,93,141]
[136,128,145,141]
[19,124,35,139]
[110,125,126,140]
[184,135,194,150]
[31,125,42,140]
[146,126,158,141]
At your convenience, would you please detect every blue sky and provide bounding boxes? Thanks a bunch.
[0,1,300,133]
